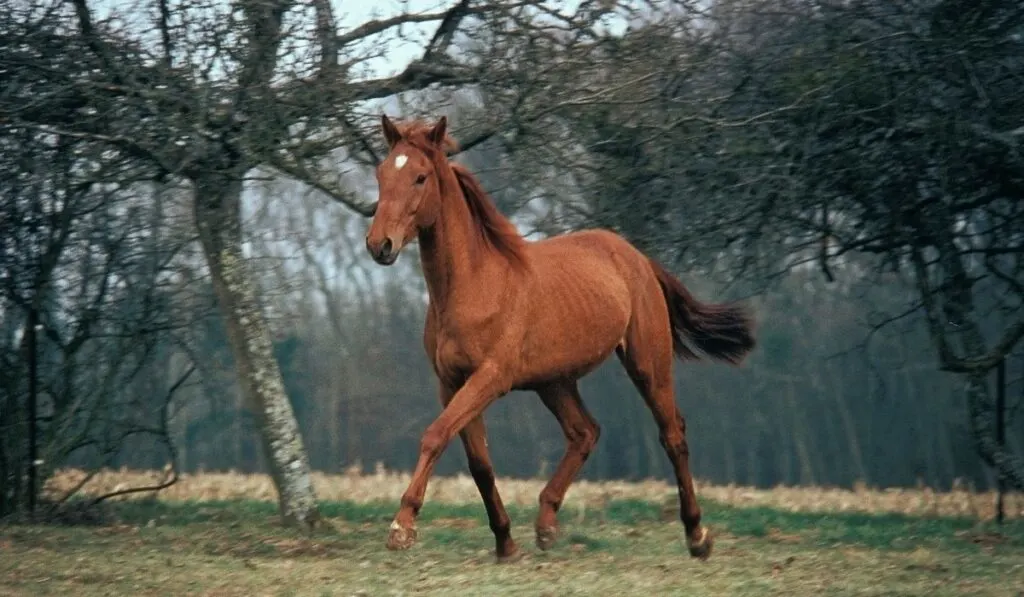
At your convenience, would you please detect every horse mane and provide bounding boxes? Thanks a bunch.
[449,163,528,267]
[394,118,528,268]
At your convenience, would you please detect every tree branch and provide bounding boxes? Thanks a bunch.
[340,114,381,165]
[335,1,505,48]
[939,319,1024,374]
[911,244,1024,374]
[68,0,117,75]
[421,0,473,63]
[312,0,337,72]
[90,365,193,504]
[6,123,182,177]
[265,157,377,217]
[452,127,500,155]
[345,63,479,103]
[157,0,173,69]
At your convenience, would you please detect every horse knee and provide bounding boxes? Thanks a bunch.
[572,421,600,459]
[419,427,448,459]
[562,417,599,459]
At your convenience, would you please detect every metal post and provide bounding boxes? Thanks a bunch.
[995,358,1006,525]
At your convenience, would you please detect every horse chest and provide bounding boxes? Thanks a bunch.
[425,281,515,385]
[431,314,502,382]
[433,332,478,383]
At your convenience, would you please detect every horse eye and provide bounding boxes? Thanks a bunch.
[414,173,427,185]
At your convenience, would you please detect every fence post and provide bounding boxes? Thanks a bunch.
[27,304,38,515]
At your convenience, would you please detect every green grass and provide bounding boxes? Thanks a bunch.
[2,498,1022,596]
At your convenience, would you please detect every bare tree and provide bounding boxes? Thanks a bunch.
[541,0,1024,488]
[3,0,647,525]
[0,112,203,515]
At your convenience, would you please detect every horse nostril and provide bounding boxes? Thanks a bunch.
[380,237,393,258]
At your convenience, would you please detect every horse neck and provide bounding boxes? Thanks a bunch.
[417,169,496,311]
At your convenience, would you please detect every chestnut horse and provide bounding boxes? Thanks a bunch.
[364,114,756,562]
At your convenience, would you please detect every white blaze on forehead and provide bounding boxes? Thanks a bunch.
[393,154,408,169]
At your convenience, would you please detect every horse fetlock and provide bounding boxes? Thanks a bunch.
[495,538,521,563]
[489,516,513,538]
[399,493,424,515]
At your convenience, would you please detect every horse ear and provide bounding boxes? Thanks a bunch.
[381,114,402,148]
[427,116,448,146]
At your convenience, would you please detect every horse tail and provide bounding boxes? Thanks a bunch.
[648,258,756,365]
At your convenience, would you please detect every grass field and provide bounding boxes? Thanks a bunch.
[1,469,1023,596]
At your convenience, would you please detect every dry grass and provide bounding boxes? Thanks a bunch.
[45,466,1024,521]
[3,494,1023,597]
[6,468,1023,596]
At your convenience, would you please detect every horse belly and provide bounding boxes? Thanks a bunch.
[517,282,630,386]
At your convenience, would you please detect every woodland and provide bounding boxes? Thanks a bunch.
[1,0,1022,521]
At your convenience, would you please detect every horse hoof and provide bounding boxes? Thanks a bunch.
[386,521,417,551]
[536,526,559,551]
[686,527,713,561]
[496,546,523,564]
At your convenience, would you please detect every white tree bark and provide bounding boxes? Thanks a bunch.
[193,174,320,527]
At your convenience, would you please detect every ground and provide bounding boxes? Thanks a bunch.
[1,470,1022,596]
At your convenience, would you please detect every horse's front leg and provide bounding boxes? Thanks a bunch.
[387,362,507,551]
[434,380,518,561]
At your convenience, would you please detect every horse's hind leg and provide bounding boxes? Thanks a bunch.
[615,338,712,560]
[534,380,601,550]
[458,415,519,561]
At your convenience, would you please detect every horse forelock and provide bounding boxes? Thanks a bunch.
[392,119,459,154]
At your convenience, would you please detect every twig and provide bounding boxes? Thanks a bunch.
[88,364,195,505]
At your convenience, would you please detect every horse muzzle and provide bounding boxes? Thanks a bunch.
[366,235,400,266]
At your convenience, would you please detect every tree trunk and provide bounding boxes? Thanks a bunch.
[913,231,1024,491]
[192,173,320,528]
[965,373,1024,490]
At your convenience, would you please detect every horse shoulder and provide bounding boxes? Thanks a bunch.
[432,267,529,380]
